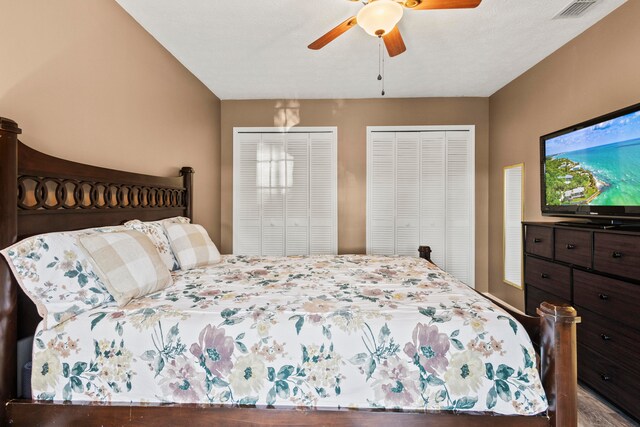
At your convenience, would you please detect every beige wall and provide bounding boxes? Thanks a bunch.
[221,98,490,292]
[0,0,221,243]
[488,1,640,308]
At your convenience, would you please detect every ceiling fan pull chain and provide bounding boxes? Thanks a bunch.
[377,36,385,96]
[381,37,385,96]
[377,37,382,81]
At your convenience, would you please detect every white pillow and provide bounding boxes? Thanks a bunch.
[0,226,124,328]
[163,223,221,269]
[78,230,173,307]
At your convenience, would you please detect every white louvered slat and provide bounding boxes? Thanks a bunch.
[260,134,285,256]
[445,131,472,285]
[395,133,420,256]
[309,133,337,255]
[285,133,310,255]
[420,132,446,267]
[233,133,261,255]
[368,133,396,255]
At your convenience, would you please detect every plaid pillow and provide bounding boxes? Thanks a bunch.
[163,223,221,269]
[78,230,173,307]
[124,216,190,271]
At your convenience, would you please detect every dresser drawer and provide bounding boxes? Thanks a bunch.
[525,225,553,259]
[554,229,592,268]
[594,232,640,280]
[578,344,640,421]
[524,256,571,300]
[577,309,640,376]
[526,285,570,317]
[573,270,640,331]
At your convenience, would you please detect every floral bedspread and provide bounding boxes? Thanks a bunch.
[32,255,546,415]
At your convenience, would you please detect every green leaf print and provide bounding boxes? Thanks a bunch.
[495,379,512,401]
[487,386,498,409]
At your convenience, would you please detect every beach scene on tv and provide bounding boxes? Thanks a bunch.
[545,110,640,206]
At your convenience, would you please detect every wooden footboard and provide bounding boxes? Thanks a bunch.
[419,247,581,427]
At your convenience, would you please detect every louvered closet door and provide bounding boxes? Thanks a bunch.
[420,132,446,267]
[445,131,472,285]
[395,133,420,256]
[309,133,337,254]
[285,134,309,255]
[368,133,396,255]
[233,133,261,255]
[260,134,286,256]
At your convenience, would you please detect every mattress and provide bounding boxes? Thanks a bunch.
[31,255,547,415]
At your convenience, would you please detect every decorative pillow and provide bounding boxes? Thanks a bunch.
[163,223,221,269]
[78,230,173,307]
[124,216,190,271]
[0,226,125,329]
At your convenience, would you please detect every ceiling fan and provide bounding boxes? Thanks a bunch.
[308,0,482,57]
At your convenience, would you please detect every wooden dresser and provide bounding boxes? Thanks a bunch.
[523,221,640,421]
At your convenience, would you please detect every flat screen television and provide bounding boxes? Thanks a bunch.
[540,102,640,221]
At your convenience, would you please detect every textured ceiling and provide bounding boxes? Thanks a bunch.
[116,0,626,100]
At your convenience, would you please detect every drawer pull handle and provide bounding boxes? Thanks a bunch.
[566,244,576,250]
[600,374,611,382]
[540,273,549,279]
[600,334,611,341]
[599,293,609,301]
[533,238,542,243]
[612,251,622,258]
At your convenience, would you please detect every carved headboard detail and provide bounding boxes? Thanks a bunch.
[11,141,193,237]
[17,175,187,211]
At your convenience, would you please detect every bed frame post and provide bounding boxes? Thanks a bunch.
[0,117,21,422]
[537,302,580,427]
[180,167,194,222]
[418,245,432,262]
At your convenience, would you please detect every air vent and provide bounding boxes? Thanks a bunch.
[554,0,599,19]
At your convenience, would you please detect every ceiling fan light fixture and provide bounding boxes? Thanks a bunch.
[356,0,404,37]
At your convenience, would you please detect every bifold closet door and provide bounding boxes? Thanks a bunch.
[233,133,261,255]
[367,129,473,286]
[445,130,472,284]
[234,130,337,256]
[309,133,337,254]
[285,133,309,255]
[368,133,396,255]
[420,132,446,267]
[260,134,286,256]
[395,133,420,256]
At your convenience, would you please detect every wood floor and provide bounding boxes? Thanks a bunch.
[578,384,638,426]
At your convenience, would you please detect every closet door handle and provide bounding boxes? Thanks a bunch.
[612,251,622,258]
[566,244,576,250]
[600,374,611,382]
[600,334,611,341]
[540,273,549,279]
[533,238,542,243]
[599,293,609,301]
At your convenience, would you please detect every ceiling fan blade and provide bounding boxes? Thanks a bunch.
[383,26,406,57]
[404,0,482,10]
[308,16,358,50]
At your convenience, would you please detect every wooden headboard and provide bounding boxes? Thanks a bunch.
[0,117,194,414]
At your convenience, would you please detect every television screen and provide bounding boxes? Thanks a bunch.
[541,102,640,219]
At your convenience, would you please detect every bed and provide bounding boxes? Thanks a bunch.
[0,117,580,426]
